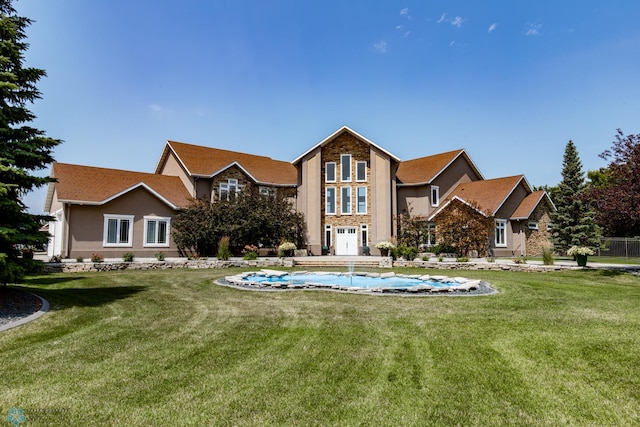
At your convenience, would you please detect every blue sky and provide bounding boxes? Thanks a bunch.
[16,0,640,214]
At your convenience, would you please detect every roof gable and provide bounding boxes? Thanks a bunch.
[47,163,192,210]
[396,149,484,185]
[511,190,556,220]
[428,175,528,220]
[156,140,297,186]
[292,126,401,164]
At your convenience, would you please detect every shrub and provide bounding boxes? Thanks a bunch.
[278,241,296,257]
[155,252,165,261]
[90,253,104,263]
[430,243,457,256]
[242,244,259,260]
[567,246,595,256]
[75,256,83,263]
[394,244,418,260]
[456,256,470,263]
[217,236,231,260]
[122,252,134,262]
[375,241,395,251]
[542,247,554,265]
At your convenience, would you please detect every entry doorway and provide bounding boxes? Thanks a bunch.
[335,227,358,255]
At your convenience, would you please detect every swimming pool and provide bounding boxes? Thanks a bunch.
[223,270,487,294]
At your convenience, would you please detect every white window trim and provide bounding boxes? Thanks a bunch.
[356,186,367,214]
[495,219,507,247]
[360,224,368,247]
[325,187,336,215]
[356,161,367,182]
[431,185,440,207]
[341,154,352,182]
[219,178,241,201]
[528,221,538,230]
[325,224,332,248]
[325,162,336,183]
[144,216,171,247]
[103,214,134,247]
[341,187,352,215]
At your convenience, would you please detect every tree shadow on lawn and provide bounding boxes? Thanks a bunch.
[12,283,148,311]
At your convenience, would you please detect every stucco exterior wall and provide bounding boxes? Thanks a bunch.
[66,187,180,259]
[158,151,194,197]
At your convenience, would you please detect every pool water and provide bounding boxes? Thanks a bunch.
[240,273,454,289]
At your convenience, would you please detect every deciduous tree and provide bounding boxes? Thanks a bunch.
[0,1,61,284]
[585,130,640,236]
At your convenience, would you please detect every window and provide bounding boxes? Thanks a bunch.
[144,216,170,247]
[528,221,538,230]
[325,224,332,248]
[325,162,336,183]
[426,223,436,246]
[356,161,367,182]
[259,186,271,196]
[104,214,134,247]
[341,154,351,182]
[341,187,351,214]
[219,179,240,201]
[361,224,368,247]
[356,187,367,214]
[495,219,507,247]
[326,187,336,214]
[431,186,440,207]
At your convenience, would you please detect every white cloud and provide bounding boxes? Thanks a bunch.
[449,40,456,47]
[450,16,464,27]
[488,23,497,32]
[373,40,388,54]
[150,103,165,119]
[437,13,447,24]
[526,23,541,36]
[400,8,409,17]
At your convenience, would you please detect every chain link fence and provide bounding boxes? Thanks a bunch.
[598,237,640,257]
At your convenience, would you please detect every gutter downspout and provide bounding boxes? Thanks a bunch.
[63,203,71,259]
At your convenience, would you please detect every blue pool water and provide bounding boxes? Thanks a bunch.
[241,273,454,289]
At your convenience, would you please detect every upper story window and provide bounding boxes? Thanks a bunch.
[341,154,351,182]
[219,179,242,201]
[144,216,170,247]
[104,214,134,247]
[356,186,367,214]
[495,219,507,247]
[356,161,367,182]
[431,185,440,207]
[341,187,352,214]
[259,186,271,196]
[325,162,336,183]
[326,187,336,215]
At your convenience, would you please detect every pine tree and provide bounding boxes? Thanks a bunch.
[0,1,61,284]
[550,140,600,253]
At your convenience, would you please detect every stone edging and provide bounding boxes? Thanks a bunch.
[0,294,49,332]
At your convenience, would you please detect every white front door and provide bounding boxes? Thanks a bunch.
[336,227,358,255]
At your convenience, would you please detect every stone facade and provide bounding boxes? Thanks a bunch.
[320,132,372,252]
[523,200,554,256]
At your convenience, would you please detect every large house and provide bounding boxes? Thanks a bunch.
[45,126,554,259]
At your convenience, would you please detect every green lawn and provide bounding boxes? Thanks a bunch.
[1,267,639,426]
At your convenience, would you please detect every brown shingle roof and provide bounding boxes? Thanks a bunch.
[49,163,192,209]
[430,175,526,219]
[159,140,297,185]
[511,190,553,219]
[396,149,482,184]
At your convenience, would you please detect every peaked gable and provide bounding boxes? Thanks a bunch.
[428,175,528,220]
[511,190,556,220]
[46,163,192,210]
[156,140,297,186]
[396,149,484,185]
[292,126,401,164]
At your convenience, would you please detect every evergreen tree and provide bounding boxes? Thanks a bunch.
[0,1,61,283]
[550,140,600,253]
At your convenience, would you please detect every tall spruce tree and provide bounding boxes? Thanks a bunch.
[0,0,61,283]
[550,140,600,253]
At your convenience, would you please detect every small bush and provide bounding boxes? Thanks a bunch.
[394,244,419,260]
[278,241,296,257]
[91,253,104,263]
[75,256,84,263]
[217,236,231,260]
[242,244,259,260]
[542,247,554,265]
[456,256,470,263]
[122,252,134,262]
[155,252,165,261]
